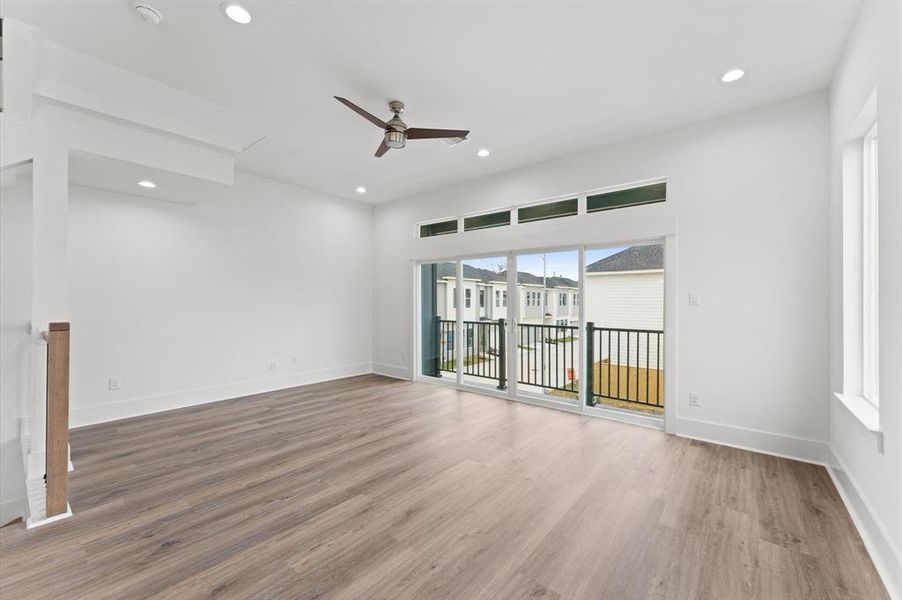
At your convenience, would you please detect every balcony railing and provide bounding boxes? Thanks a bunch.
[432,318,664,413]
[437,318,456,375]
[517,324,578,394]
[437,318,507,389]
[585,323,664,411]
[463,320,506,388]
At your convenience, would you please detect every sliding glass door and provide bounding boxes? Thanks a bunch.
[418,241,665,420]
[514,251,580,404]
[583,244,665,415]
[460,256,508,390]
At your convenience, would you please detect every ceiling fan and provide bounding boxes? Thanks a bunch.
[334,97,469,157]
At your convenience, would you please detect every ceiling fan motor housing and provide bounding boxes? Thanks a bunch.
[385,130,407,149]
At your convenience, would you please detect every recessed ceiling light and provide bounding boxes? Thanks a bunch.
[356,186,367,194]
[721,68,745,83]
[222,2,252,24]
[477,148,490,158]
[133,3,164,26]
[138,180,157,189]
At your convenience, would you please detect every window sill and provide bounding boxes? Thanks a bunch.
[833,392,884,453]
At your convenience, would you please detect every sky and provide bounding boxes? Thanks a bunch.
[461,247,626,281]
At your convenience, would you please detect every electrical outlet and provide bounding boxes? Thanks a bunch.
[689,391,701,407]
[108,377,121,391]
[269,360,277,370]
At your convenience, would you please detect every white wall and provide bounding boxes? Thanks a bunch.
[65,171,373,427]
[0,174,33,525]
[373,92,831,458]
[828,2,902,597]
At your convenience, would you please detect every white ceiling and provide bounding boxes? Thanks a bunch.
[2,1,860,204]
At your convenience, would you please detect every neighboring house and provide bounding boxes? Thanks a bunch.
[585,245,663,331]
[434,263,578,326]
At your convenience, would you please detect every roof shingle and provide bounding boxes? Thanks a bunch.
[586,245,663,273]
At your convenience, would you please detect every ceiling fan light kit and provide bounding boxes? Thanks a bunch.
[334,96,470,157]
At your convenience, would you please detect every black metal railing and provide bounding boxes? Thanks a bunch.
[437,318,456,375]
[585,322,664,409]
[436,317,507,389]
[463,320,506,389]
[517,324,579,393]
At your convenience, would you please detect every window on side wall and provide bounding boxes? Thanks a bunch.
[862,123,879,407]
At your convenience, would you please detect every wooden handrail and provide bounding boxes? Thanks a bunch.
[45,322,70,517]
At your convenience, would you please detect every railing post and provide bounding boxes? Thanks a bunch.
[46,322,70,517]
[585,321,596,406]
[497,318,507,390]
[434,315,442,377]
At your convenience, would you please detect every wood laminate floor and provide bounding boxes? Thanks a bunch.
[0,375,888,599]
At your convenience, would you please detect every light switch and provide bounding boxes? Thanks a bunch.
[689,292,701,307]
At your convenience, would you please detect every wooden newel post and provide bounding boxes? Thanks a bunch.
[497,318,507,390]
[585,322,596,407]
[46,322,70,517]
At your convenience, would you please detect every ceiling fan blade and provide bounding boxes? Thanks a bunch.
[406,128,470,140]
[334,96,388,129]
[375,139,390,157]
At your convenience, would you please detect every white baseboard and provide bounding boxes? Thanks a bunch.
[70,362,373,428]
[0,496,27,526]
[372,362,412,381]
[827,448,902,600]
[672,416,829,465]
[26,504,72,529]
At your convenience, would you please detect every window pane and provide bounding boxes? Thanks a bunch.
[587,182,666,213]
[463,210,511,232]
[516,251,580,402]
[461,256,508,390]
[518,198,578,224]
[584,244,665,415]
[420,219,458,238]
[420,261,456,378]
[862,124,879,405]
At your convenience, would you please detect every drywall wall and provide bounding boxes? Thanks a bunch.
[373,92,831,459]
[65,170,374,427]
[0,174,33,525]
[828,1,902,597]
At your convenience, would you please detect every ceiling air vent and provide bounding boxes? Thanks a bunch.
[241,136,301,163]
